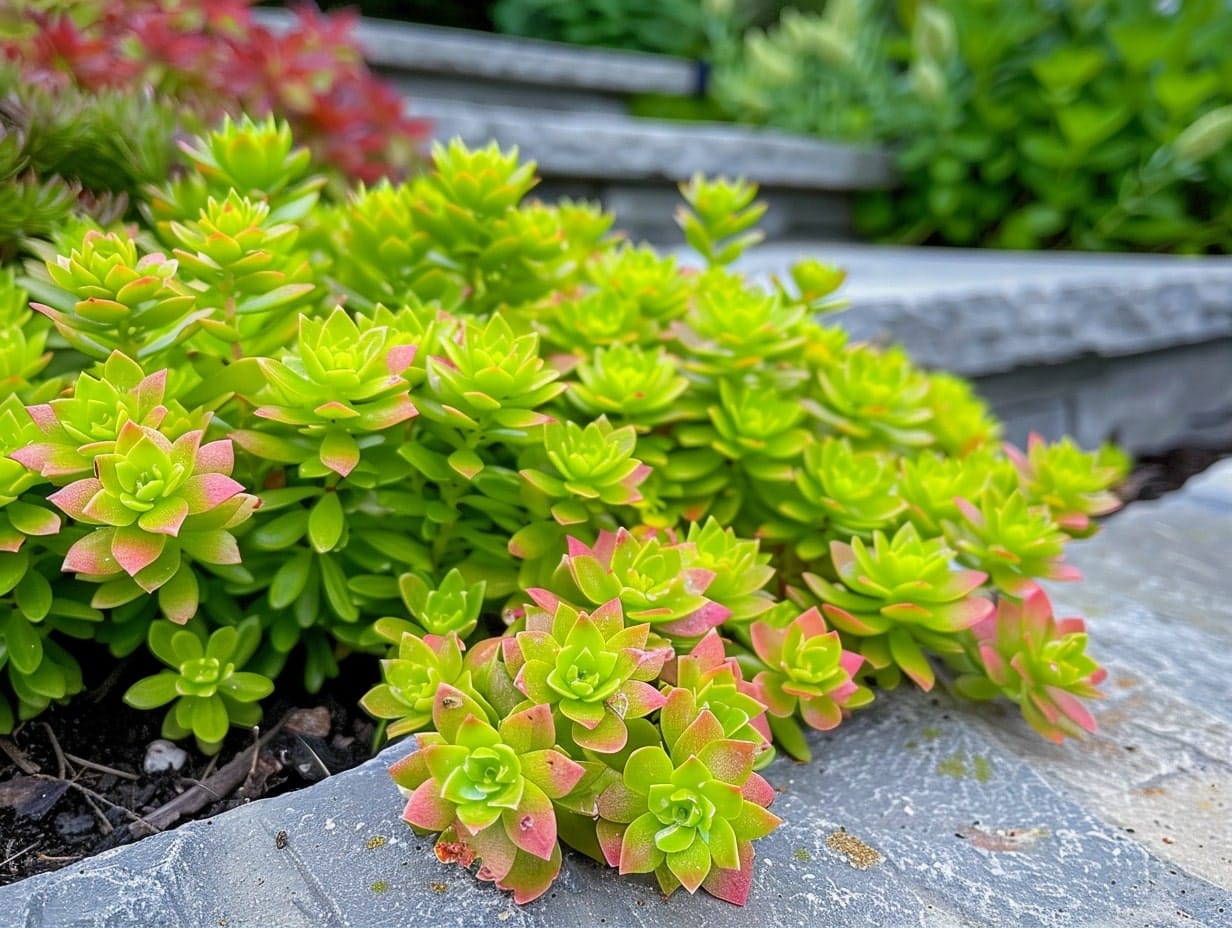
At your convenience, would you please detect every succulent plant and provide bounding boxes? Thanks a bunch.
[243,307,418,479]
[388,685,585,904]
[504,597,670,753]
[11,351,195,484]
[123,617,273,753]
[953,587,1106,743]
[676,174,767,267]
[361,631,486,738]
[679,519,775,624]
[594,709,781,904]
[552,530,730,641]
[30,228,204,362]
[1007,434,1125,538]
[813,344,934,451]
[387,568,487,640]
[804,524,994,691]
[767,436,905,561]
[419,314,562,441]
[520,417,650,525]
[664,630,772,768]
[566,344,689,426]
[947,490,1080,596]
[747,606,871,760]
[46,420,258,620]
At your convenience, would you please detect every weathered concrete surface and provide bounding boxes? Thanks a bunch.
[5,465,1232,926]
[408,98,896,191]
[256,9,700,99]
[726,243,1232,452]
[736,243,1232,377]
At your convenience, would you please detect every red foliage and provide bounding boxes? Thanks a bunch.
[2,0,430,183]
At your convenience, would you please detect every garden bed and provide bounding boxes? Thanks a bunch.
[2,456,1231,924]
[0,444,1225,893]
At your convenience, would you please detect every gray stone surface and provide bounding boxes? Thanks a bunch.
[410,97,896,190]
[735,243,1232,377]
[331,14,699,98]
[5,466,1232,926]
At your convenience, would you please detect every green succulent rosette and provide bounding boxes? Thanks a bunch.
[1007,434,1124,538]
[953,587,1106,743]
[242,307,419,479]
[503,597,671,753]
[594,708,781,904]
[804,524,993,691]
[389,685,585,904]
[813,344,934,450]
[947,490,1080,597]
[29,228,204,362]
[555,529,731,641]
[747,607,872,761]
[361,631,488,738]
[46,420,258,620]
[123,618,274,754]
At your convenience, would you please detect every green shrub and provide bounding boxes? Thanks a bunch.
[856,0,1232,251]
[1,118,1126,903]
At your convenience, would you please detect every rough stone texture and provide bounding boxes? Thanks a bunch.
[409,97,896,190]
[735,243,1232,377]
[727,243,1232,452]
[351,16,700,98]
[5,466,1232,927]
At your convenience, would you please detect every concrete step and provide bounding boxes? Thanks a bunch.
[254,9,896,242]
[6,462,1232,925]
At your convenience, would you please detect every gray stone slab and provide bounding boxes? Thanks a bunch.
[253,9,699,98]
[411,97,897,190]
[732,243,1232,377]
[6,465,1232,925]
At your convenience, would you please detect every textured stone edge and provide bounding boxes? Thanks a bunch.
[252,8,699,97]
[412,98,897,190]
[841,268,1232,376]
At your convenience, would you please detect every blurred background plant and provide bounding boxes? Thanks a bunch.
[0,0,429,188]
[856,0,1232,251]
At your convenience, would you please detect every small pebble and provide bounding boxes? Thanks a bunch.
[55,811,96,837]
[285,706,331,739]
[143,739,188,774]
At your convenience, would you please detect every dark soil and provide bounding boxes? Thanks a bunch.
[0,655,375,886]
[0,444,1226,887]
[1114,446,1229,503]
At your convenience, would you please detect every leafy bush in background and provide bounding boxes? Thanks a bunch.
[707,0,897,143]
[0,0,428,185]
[0,110,1127,900]
[492,0,709,57]
[854,0,1232,251]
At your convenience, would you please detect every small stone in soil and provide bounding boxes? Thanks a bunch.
[54,812,95,837]
[142,740,188,775]
[284,706,331,739]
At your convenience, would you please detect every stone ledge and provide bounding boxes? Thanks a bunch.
[253,9,700,97]
[732,243,1232,376]
[413,98,896,190]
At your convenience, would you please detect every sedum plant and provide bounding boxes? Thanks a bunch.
[0,116,1129,903]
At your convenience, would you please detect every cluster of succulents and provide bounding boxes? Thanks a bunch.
[0,116,1127,903]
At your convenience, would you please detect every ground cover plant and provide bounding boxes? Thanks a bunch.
[0,115,1126,902]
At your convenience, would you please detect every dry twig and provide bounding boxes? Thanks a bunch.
[0,736,39,775]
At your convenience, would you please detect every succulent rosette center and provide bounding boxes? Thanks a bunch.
[648,781,716,851]
[444,744,524,813]
[548,645,621,701]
